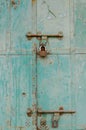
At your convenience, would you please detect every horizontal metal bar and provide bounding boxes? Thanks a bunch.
[26,32,63,40]
[37,110,76,114]
[26,34,63,37]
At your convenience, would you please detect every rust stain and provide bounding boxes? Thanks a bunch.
[22,92,26,96]
[19,127,24,130]
[32,0,36,5]
[59,106,64,115]
[59,106,64,110]
[11,0,20,8]
[11,0,16,5]
[6,120,11,127]
[37,127,41,130]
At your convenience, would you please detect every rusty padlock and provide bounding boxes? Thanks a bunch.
[38,45,47,57]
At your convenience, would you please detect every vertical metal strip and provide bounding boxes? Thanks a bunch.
[32,0,37,130]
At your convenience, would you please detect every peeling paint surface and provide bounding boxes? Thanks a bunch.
[37,55,73,129]
[0,0,86,130]
[37,0,72,53]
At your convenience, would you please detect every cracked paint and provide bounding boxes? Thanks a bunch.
[42,0,56,19]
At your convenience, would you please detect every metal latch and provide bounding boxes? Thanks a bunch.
[37,107,76,128]
[26,32,63,40]
[27,107,76,117]
[27,107,76,128]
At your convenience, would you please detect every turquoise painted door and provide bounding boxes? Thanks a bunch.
[0,0,86,130]
[0,0,33,130]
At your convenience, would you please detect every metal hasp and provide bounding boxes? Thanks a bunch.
[38,109,76,128]
[26,32,63,40]
[27,107,76,128]
[38,107,76,129]
[52,113,60,128]
[39,118,49,130]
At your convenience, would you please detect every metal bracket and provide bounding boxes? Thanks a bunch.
[52,113,60,128]
[26,32,63,40]
[39,118,49,130]
[26,108,33,117]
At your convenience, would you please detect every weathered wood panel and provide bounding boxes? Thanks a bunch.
[37,55,74,129]
[0,0,10,51]
[73,0,86,53]
[0,0,86,130]
[10,0,33,54]
[0,56,33,130]
[37,0,73,54]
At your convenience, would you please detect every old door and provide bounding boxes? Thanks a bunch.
[0,0,86,130]
[36,0,76,130]
[0,0,33,130]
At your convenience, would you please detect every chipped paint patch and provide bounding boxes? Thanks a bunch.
[11,0,20,8]
[32,0,36,5]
